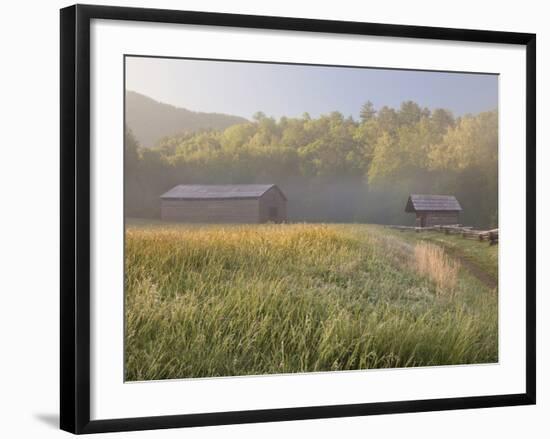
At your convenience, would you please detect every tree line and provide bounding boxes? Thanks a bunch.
[125,100,498,227]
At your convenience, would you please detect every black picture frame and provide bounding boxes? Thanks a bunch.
[60,4,536,434]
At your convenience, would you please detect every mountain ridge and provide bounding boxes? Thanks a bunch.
[125,91,248,147]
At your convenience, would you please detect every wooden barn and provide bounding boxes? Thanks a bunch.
[160,184,287,223]
[405,194,462,227]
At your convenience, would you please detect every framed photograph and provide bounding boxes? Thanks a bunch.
[60,4,536,434]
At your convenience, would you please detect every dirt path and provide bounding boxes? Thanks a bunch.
[411,238,497,290]
[389,233,497,290]
[375,228,497,290]
[446,251,498,290]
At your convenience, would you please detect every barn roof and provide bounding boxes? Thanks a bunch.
[161,184,286,200]
[405,194,462,212]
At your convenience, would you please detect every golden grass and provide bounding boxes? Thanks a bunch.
[414,242,461,295]
[125,223,496,380]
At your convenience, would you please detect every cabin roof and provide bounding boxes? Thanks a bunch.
[405,194,462,212]
[161,184,286,200]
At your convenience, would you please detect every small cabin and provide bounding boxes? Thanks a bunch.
[160,184,287,223]
[405,194,462,227]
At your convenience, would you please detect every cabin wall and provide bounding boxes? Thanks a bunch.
[160,198,260,223]
[416,211,460,227]
[258,188,287,223]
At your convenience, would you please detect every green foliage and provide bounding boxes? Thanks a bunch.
[125,101,498,227]
[125,223,498,380]
[359,100,376,122]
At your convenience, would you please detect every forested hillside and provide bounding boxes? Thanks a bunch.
[125,101,498,227]
[125,91,248,147]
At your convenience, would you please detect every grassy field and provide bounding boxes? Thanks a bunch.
[125,222,498,381]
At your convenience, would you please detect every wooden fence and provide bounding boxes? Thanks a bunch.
[386,224,499,245]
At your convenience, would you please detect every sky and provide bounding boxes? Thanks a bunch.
[125,56,498,120]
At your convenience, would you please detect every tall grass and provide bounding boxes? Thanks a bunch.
[125,223,498,381]
[414,242,460,295]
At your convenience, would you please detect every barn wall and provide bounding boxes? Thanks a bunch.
[416,211,460,227]
[161,198,260,223]
[258,187,287,223]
